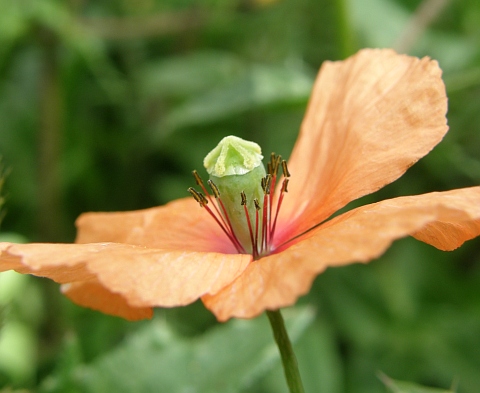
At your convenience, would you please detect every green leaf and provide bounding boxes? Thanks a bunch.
[261,319,344,393]
[350,0,477,71]
[39,333,84,393]
[0,1,29,67]
[139,51,245,98]
[163,64,313,131]
[72,307,314,393]
[0,320,36,384]
[379,372,455,393]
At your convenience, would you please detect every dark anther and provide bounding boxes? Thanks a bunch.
[192,170,204,187]
[270,152,276,166]
[241,191,247,206]
[268,153,280,175]
[254,198,261,210]
[281,160,290,178]
[263,174,272,194]
[207,180,221,198]
[274,155,282,175]
[188,187,208,207]
[199,193,208,205]
[282,178,289,193]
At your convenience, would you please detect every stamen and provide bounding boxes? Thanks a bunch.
[270,178,289,239]
[192,170,216,206]
[199,193,208,206]
[193,172,229,231]
[281,160,290,178]
[254,198,261,257]
[207,179,221,198]
[208,179,246,253]
[258,172,274,244]
[188,187,207,207]
[240,191,247,206]
[188,187,244,252]
[268,157,279,233]
[261,193,269,252]
[192,170,204,186]
[273,155,282,175]
[241,191,257,258]
[189,178,246,253]
[267,152,276,175]
[262,175,272,195]
[190,150,291,258]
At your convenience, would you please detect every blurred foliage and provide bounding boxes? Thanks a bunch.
[0,0,480,392]
[379,372,456,392]
[39,307,314,393]
[0,161,7,227]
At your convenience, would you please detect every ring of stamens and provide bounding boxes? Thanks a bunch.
[188,154,290,259]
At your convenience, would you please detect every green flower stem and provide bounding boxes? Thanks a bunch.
[333,0,354,59]
[266,310,305,393]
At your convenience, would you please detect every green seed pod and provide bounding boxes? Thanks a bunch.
[204,136,266,253]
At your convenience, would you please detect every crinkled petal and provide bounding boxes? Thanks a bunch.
[0,242,251,319]
[0,242,97,282]
[61,281,153,321]
[276,48,448,245]
[76,197,236,254]
[204,187,480,321]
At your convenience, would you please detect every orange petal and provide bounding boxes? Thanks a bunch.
[276,49,448,245]
[1,242,251,317]
[75,197,236,254]
[61,281,153,321]
[82,245,252,308]
[0,242,97,282]
[204,187,480,321]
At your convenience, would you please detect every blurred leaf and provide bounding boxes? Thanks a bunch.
[31,0,127,101]
[0,388,30,393]
[0,163,7,228]
[39,333,84,393]
[0,1,29,68]
[0,0,126,103]
[70,307,314,393]
[350,0,477,71]
[379,372,455,393]
[0,272,30,306]
[0,321,36,385]
[350,0,408,48]
[163,63,313,131]
[295,320,344,393]
[140,51,244,98]
[445,67,480,93]
[261,318,344,393]
[312,238,480,393]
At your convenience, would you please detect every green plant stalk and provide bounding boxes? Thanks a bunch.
[332,0,354,58]
[0,160,7,227]
[266,310,305,393]
[38,29,64,241]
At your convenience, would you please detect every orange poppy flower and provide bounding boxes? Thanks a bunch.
[1,48,480,322]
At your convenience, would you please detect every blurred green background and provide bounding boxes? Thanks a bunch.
[0,0,479,392]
